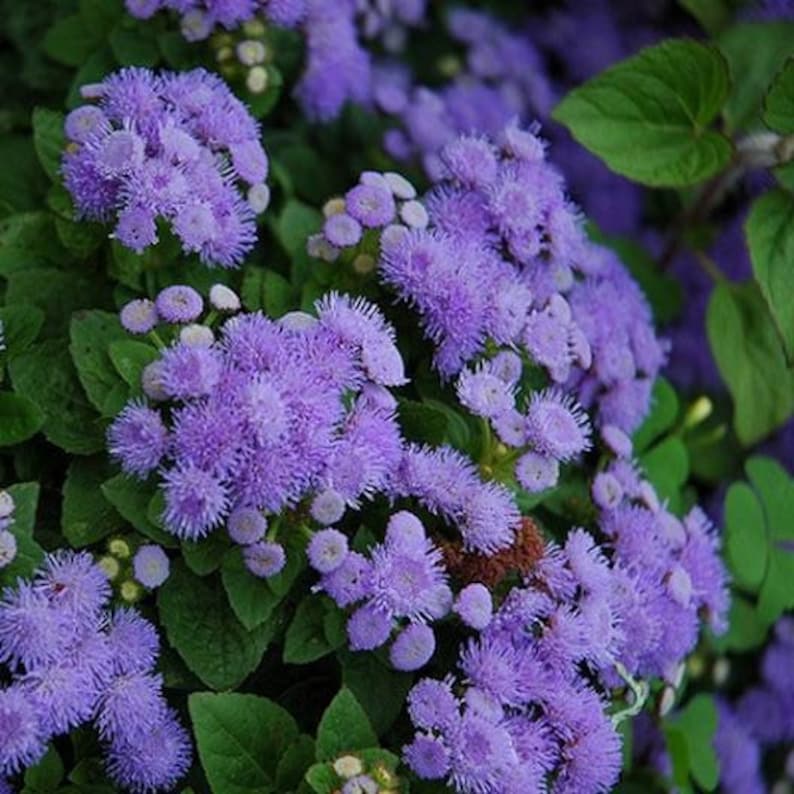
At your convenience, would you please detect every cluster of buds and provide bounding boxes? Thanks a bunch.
[212,20,279,95]
[330,753,402,794]
[98,536,171,602]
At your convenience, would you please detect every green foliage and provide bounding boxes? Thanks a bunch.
[553,39,732,186]
[0,391,45,446]
[664,694,720,792]
[189,692,299,794]
[0,482,43,588]
[763,57,794,132]
[0,304,44,360]
[62,456,124,547]
[23,745,64,793]
[718,22,794,132]
[706,282,794,445]
[283,595,338,665]
[746,189,794,362]
[315,688,378,762]
[101,474,178,547]
[32,108,65,183]
[158,562,276,690]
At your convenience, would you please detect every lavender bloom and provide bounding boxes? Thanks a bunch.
[132,545,170,588]
[317,511,449,668]
[63,68,266,267]
[120,299,159,335]
[155,286,204,324]
[111,289,407,543]
[391,445,519,554]
[0,687,47,775]
[0,552,191,789]
[243,541,286,578]
[107,402,169,478]
[0,532,16,570]
[227,508,267,545]
[454,584,492,630]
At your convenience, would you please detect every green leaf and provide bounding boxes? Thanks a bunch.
[158,562,274,690]
[397,399,448,446]
[109,27,160,67]
[632,378,679,453]
[712,594,769,653]
[764,57,794,132]
[0,392,45,446]
[0,482,44,588]
[43,15,103,67]
[706,282,794,445]
[0,136,49,214]
[668,694,720,791]
[220,547,287,630]
[0,212,61,275]
[677,0,731,35]
[745,456,794,622]
[70,311,129,416]
[183,533,229,577]
[189,692,299,794]
[724,482,767,591]
[0,305,44,359]
[264,270,296,318]
[275,735,316,791]
[719,22,794,132]
[276,200,322,256]
[746,189,794,362]
[101,475,178,547]
[62,457,124,547]
[283,596,334,665]
[340,651,412,737]
[108,340,158,394]
[639,437,689,510]
[32,109,66,183]
[24,745,64,793]
[315,688,378,762]
[553,39,732,187]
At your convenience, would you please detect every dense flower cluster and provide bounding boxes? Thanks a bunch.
[376,9,553,177]
[313,125,665,448]
[109,285,406,569]
[311,511,451,671]
[596,457,729,680]
[0,551,190,792]
[0,491,16,570]
[62,67,268,267]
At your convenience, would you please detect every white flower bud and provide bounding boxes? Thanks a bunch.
[209,284,241,312]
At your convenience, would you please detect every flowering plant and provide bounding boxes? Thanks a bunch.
[0,1,793,792]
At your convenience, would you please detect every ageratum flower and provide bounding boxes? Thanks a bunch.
[312,511,451,670]
[0,551,192,791]
[62,67,267,267]
[108,289,407,556]
[313,124,666,443]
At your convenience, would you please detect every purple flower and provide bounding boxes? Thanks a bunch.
[407,678,460,733]
[310,489,346,526]
[120,299,159,335]
[105,609,160,675]
[0,532,16,570]
[307,529,349,574]
[591,472,623,511]
[155,285,204,324]
[133,545,170,589]
[243,541,286,578]
[525,389,591,462]
[107,402,169,477]
[456,365,514,419]
[454,584,492,630]
[227,507,267,545]
[390,623,436,671]
[515,451,559,493]
[62,68,266,267]
[158,343,223,399]
[324,213,363,248]
[345,183,396,228]
[347,603,393,651]
[404,734,451,779]
[105,708,192,794]
[0,687,47,776]
[320,552,371,607]
[162,464,229,540]
[36,551,111,622]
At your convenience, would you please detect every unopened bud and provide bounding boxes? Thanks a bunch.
[108,537,132,560]
[246,66,268,94]
[685,395,713,428]
[352,254,375,274]
[120,579,143,603]
[322,197,346,218]
[98,555,121,581]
